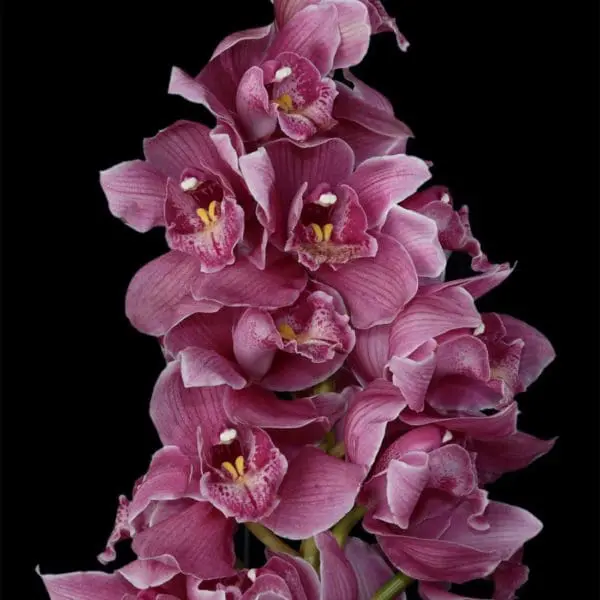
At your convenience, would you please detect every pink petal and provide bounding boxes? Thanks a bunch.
[150,361,230,453]
[347,155,431,229]
[400,403,518,440]
[128,447,201,522]
[389,287,482,359]
[143,120,229,180]
[493,549,530,600]
[348,324,392,384]
[264,137,354,209]
[191,252,307,309]
[329,0,371,69]
[315,532,358,600]
[274,0,317,27]
[164,308,238,357]
[264,552,321,600]
[242,573,292,599]
[434,335,491,381]
[361,0,410,50]
[384,452,431,528]
[132,501,236,579]
[225,386,326,430]
[235,66,278,141]
[427,444,477,497]
[100,160,166,232]
[344,537,397,600]
[498,314,556,392]
[344,379,407,471]
[260,447,364,538]
[117,559,180,589]
[266,4,341,75]
[180,346,248,389]
[469,431,557,485]
[125,251,221,336]
[233,308,281,380]
[211,25,274,61]
[382,206,446,278]
[387,340,438,412]
[418,582,472,600]
[261,352,347,392]
[340,69,395,114]
[39,569,134,600]
[421,263,513,301]
[315,233,418,329]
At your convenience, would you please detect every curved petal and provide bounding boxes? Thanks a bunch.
[150,361,230,453]
[191,253,307,309]
[125,251,221,336]
[100,160,166,232]
[400,403,518,440]
[117,559,180,589]
[389,287,482,359]
[266,4,341,75]
[261,351,347,391]
[233,308,281,381]
[315,532,358,600]
[348,324,391,384]
[39,570,134,600]
[427,444,478,497]
[143,120,228,179]
[347,155,431,229]
[179,346,247,389]
[382,206,446,278]
[264,552,321,600]
[260,447,364,538]
[132,501,236,580]
[330,0,371,69]
[315,233,418,329]
[225,386,325,430]
[344,380,407,471]
[344,538,397,600]
[498,314,556,392]
[387,339,437,412]
[236,66,278,141]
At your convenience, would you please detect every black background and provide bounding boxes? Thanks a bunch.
[3,1,599,598]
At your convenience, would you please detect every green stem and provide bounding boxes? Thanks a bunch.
[328,441,345,458]
[245,522,300,557]
[300,536,320,572]
[331,505,366,547]
[371,572,413,600]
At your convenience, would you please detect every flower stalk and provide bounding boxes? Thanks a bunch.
[245,522,300,557]
[370,572,413,600]
[331,505,367,547]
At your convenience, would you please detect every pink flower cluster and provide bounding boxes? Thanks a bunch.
[40,2,556,599]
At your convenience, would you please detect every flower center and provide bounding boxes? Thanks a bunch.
[275,93,294,113]
[196,200,221,228]
[221,455,246,481]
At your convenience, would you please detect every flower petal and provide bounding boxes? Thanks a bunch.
[389,287,482,359]
[387,340,438,412]
[498,314,556,392]
[233,308,281,381]
[329,0,371,69]
[179,346,248,389]
[315,233,418,329]
[191,251,307,309]
[236,66,278,141]
[382,206,446,278]
[348,324,392,384]
[260,447,364,538]
[315,531,358,600]
[427,444,478,497]
[266,4,341,75]
[150,361,230,453]
[132,501,236,579]
[264,552,321,600]
[100,160,166,232]
[400,403,518,440]
[117,559,180,589]
[344,379,407,471]
[125,251,221,336]
[361,0,410,50]
[39,570,134,600]
[347,155,431,229]
[344,537,397,600]
[243,573,293,599]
